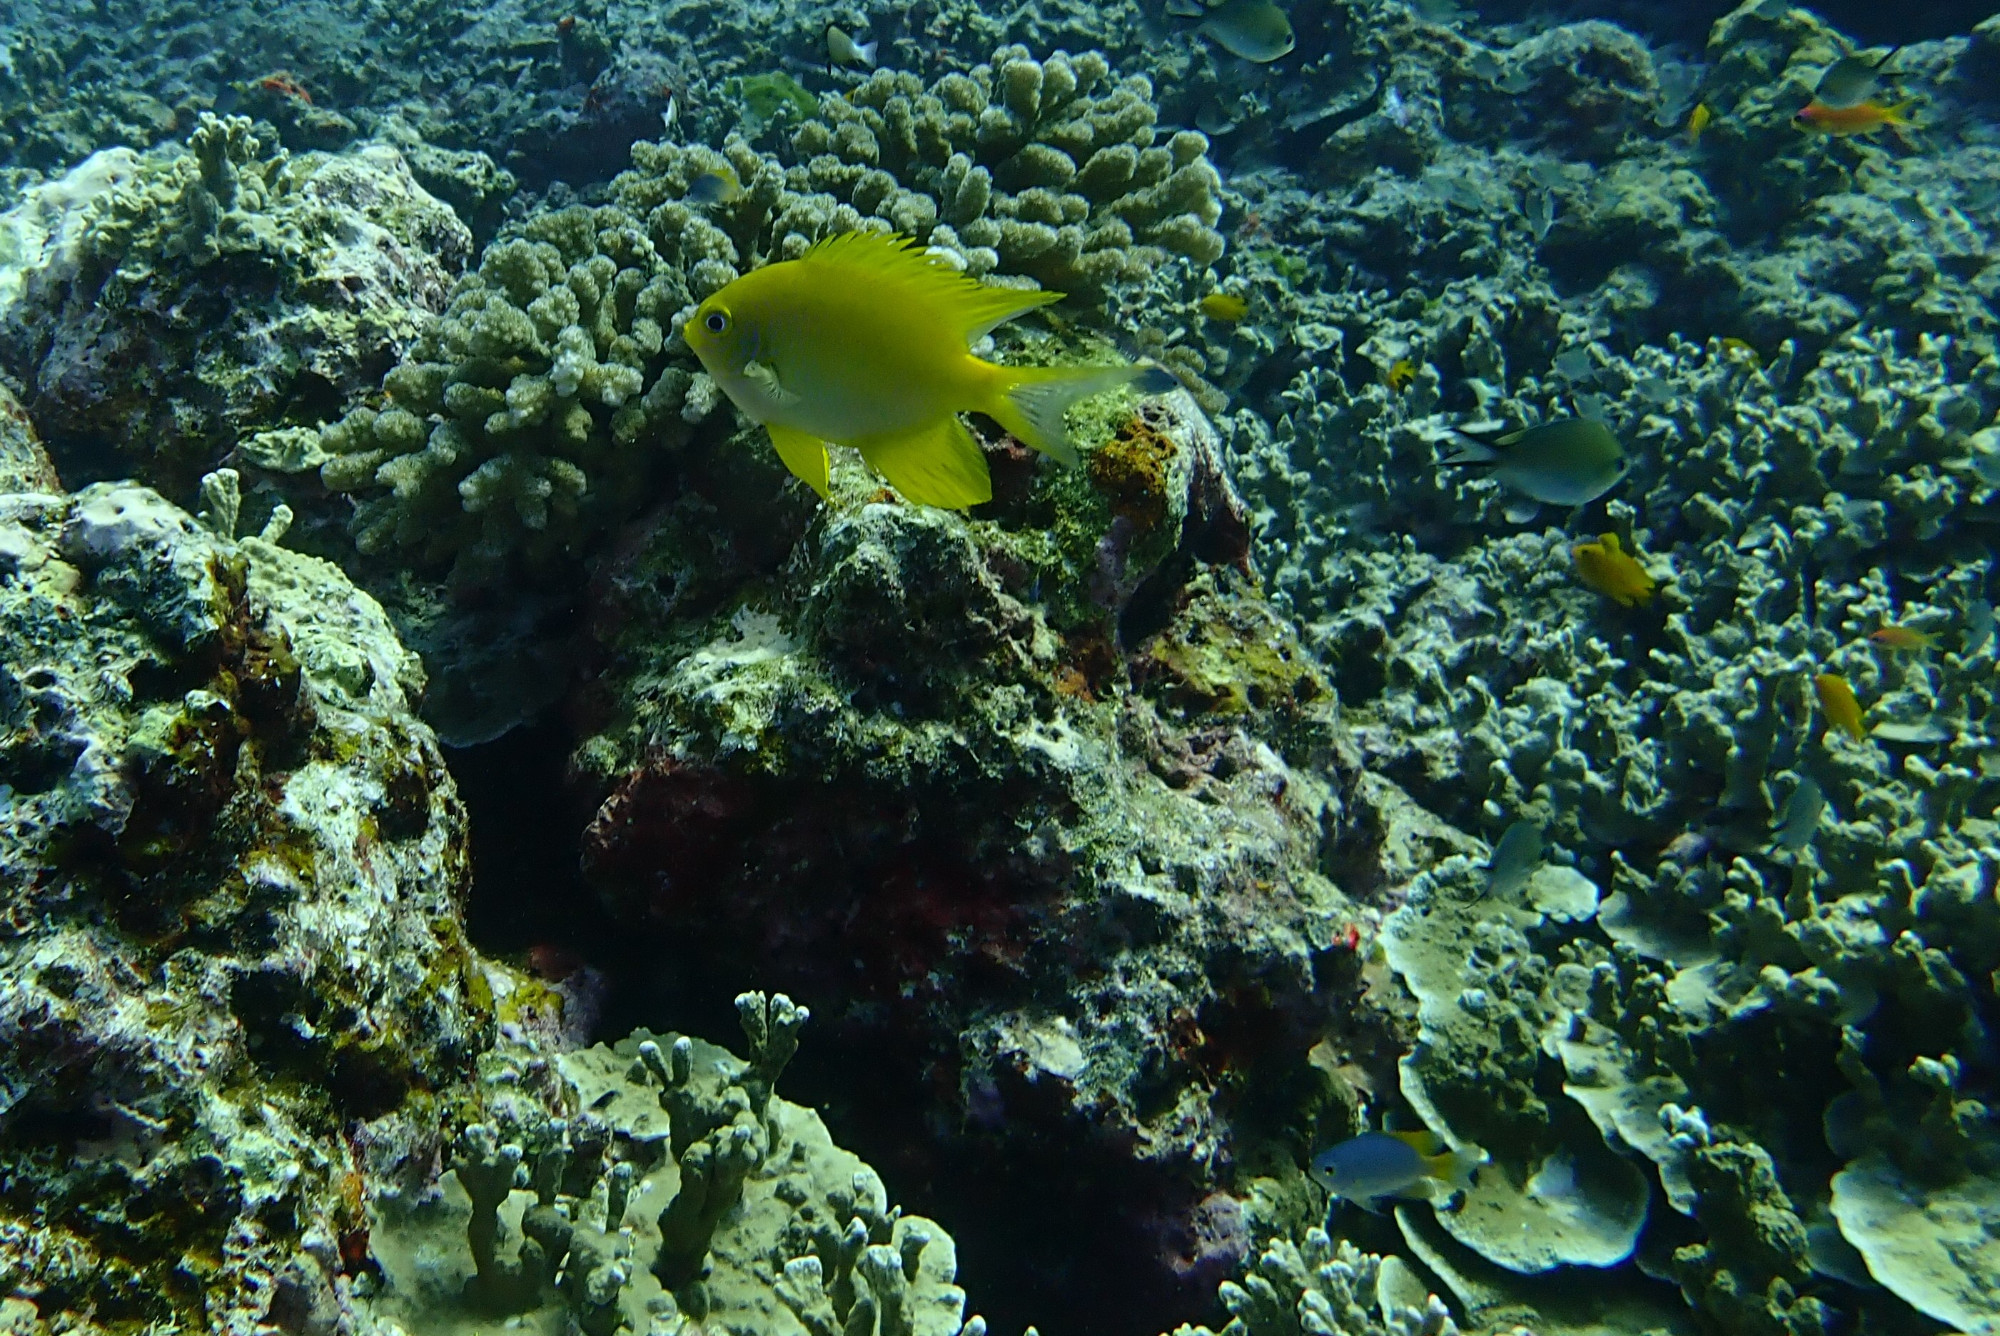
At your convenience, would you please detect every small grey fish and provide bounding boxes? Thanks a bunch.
[1524,188,1555,241]
[1775,776,1824,853]
[826,25,878,68]
[1311,1130,1484,1210]
[1964,600,1995,657]
[1195,0,1296,62]
[1814,47,1899,109]
[1553,348,1595,380]
[1442,417,1629,507]
[1486,820,1543,900]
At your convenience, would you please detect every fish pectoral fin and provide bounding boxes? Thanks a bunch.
[765,424,832,500]
[744,359,801,408]
[854,416,992,510]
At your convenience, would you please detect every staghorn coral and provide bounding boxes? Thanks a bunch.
[357,991,989,1336]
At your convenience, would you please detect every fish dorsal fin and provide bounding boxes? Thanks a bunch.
[1385,1128,1445,1157]
[800,230,1064,342]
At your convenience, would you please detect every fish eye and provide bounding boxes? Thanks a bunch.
[704,309,729,334]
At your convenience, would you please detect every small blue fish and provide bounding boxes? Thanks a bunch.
[1310,1129,1485,1211]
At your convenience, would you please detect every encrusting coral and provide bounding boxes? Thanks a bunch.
[0,113,469,500]
[0,443,485,1327]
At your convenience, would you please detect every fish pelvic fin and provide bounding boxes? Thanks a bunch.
[854,415,992,509]
[986,362,1150,467]
[765,423,832,499]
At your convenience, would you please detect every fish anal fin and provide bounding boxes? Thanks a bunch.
[765,423,832,499]
[800,230,1064,343]
[854,415,992,509]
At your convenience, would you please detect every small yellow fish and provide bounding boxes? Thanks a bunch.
[683,230,1162,508]
[1720,337,1758,362]
[686,165,745,206]
[1572,532,1657,607]
[1200,291,1249,323]
[1386,358,1419,392]
[1794,97,1914,136]
[1686,102,1712,143]
[1868,625,1939,653]
[1814,672,1867,742]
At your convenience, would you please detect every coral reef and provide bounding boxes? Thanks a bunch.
[0,114,469,500]
[317,201,703,584]
[0,466,484,1328]
[317,42,1224,583]
[569,384,1357,1324]
[356,991,990,1336]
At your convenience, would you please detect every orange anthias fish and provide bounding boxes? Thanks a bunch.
[1793,98,1913,136]
[1814,672,1867,741]
[1572,533,1658,607]
[1868,625,1939,653]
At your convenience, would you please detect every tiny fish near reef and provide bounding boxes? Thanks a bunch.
[1813,47,1899,108]
[1312,1130,1485,1211]
[1200,291,1249,323]
[1793,97,1914,136]
[1572,532,1658,606]
[684,230,1165,508]
[1814,671,1867,742]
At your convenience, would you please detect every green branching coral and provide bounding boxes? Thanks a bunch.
[320,44,1225,578]
[317,203,706,582]
[604,45,1226,300]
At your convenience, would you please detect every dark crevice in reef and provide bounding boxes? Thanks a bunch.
[450,719,657,1041]
[451,720,1220,1336]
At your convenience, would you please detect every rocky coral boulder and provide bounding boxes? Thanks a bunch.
[566,381,1360,1326]
[0,115,471,503]
[0,476,485,1330]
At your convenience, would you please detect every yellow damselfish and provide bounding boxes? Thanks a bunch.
[1200,291,1249,323]
[684,231,1160,508]
[1572,532,1657,606]
[1814,671,1867,742]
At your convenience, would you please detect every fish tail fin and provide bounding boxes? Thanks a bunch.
[1423,1145,1488,1194]
[984,362,1155,466]
[1884,98,1918,125]
[857,39,878,65]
